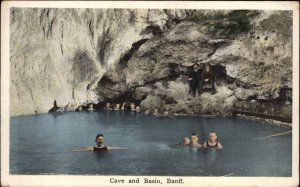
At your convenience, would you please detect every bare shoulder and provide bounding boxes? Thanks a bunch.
[217,142,223,149]
[193,144,202,148]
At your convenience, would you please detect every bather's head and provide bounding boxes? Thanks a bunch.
[136,106,141,112]
[208,131,218,143]
[145,109,150,114]
[183,137,190,145]
[190,133,199,145]
[130,103,136,110]
[193,64,198,71]
[95,134,104,147]
[89,104,94,109]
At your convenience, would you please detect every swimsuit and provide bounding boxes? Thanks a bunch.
[205,141,218,148]
[93,146,108,151]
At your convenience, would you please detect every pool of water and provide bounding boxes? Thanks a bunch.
[10,110,292,176]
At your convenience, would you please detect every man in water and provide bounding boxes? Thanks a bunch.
[72,134,126,151]
[114,103,120,110]
[189,133,202,147]
[88,103,95,111]
[136,106,141,112]
[92,134,108,151]
[77,106,83,111]
[105,103,112,110]
[199,64,216,94]
[188,64,201,97]
[153,108,159,116]
[203,131,223,149]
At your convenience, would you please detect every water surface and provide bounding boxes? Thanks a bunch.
[10,111,292,176]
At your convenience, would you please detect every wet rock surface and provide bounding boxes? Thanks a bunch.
[10,9,292,120]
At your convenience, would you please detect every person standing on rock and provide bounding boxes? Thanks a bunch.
[188,64,201,97]
[199,64,216,94]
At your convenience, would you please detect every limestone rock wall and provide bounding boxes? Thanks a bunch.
[10,8,164,115]
[10,9,292,118]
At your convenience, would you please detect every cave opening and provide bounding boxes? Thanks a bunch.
[96,63,231,110]
[95,89,143,110]
[213,64,231,83]
[140,25,164,37]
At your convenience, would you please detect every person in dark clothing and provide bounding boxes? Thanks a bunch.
[49,100,59,112]
[54,100,58,108]
[188,64,201,97]
[203,131,223,149]
[199,64,216,94]
[72,134,127,152]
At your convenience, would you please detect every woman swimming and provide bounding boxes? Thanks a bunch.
[203,131,223,149]
[176,137,191,147]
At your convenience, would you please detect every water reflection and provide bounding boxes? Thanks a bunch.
[49,112,64,119]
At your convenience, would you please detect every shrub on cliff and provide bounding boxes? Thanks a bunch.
[225,10,251,35]
[188,10,251,37]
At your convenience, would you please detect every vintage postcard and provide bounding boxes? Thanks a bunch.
[1,1,299,187]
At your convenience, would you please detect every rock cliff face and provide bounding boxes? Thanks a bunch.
[10,9,292,119]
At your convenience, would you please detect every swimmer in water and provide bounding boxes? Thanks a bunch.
[189,133,202,148]
[105,103,112,110]
[130,103,136,111]
[176,137,191,147]
[72,134,126,152]
[203,131,223,149]
[88,103,95,111]
[114,103,120,111]
[77,106,83,111]
[153,108,159,116]
[136,106,141,112]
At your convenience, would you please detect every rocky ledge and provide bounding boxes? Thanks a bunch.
[10,9,292,122]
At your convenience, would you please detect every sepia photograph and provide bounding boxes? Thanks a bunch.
[1,1,299,187]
